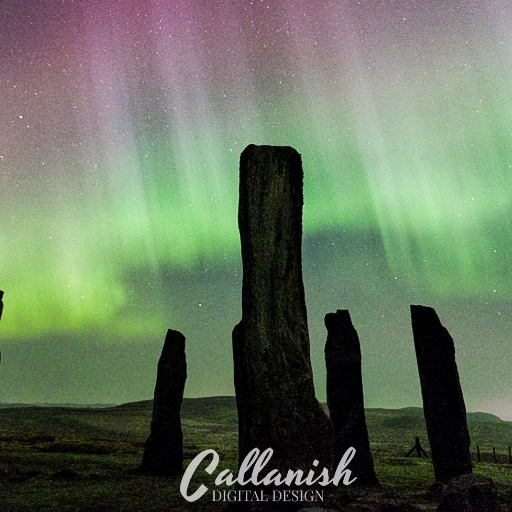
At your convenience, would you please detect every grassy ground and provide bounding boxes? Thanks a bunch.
[0,399,510,511]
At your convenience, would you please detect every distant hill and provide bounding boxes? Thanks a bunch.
[114,397,511,448]
[1,397,506,424]
[467,411,504,423]
[0,396,510,451]
[118,398,507,424]
[115,396,238,421]
[0,403,116,409]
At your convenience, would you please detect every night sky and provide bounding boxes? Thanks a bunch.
[1,0,511,420]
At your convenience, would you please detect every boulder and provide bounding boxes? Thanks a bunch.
[439,474,500,512]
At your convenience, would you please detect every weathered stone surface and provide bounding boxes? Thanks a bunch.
[0,290,4,364]
[441,474,500,512]
[324,310,378,486]
[437,491,470,512]
[232,145,333,479]
[410,305,472,483]
[141,329,187,476]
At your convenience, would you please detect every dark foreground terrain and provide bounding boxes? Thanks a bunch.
[0,397,511,511]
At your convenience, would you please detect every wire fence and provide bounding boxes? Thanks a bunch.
[404,437,512,464]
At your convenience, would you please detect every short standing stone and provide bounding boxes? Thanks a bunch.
[141,329,187,476]
[325,310,378,486]
[0,290,4,363]
[233,145,333,479]
[410,305,472,483]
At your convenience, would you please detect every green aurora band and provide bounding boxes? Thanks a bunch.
[0,0,511,418]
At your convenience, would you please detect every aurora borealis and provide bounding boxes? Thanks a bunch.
[1,0,511,419]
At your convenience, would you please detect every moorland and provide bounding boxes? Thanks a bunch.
[0,396,511,511]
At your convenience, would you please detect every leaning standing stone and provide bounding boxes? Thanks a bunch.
[410,305,472,483]
[0,290,4,363]
[141,329,187,476]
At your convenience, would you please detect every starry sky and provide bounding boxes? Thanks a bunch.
[1,0,511,420]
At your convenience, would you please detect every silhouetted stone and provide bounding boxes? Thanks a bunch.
[141,329,187,476]
[0,290,4,363]
[232,145,333,480]
[410,305,472,483]
[324,310,378,486]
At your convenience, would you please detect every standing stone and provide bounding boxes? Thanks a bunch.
[410,305,472,483]
[141,329,187,476]
[232,145,333,478]
[0,291,3,363]
[324,310,378,486]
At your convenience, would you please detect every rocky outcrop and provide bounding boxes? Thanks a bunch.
[410,305,472,483]
[324,310,378,486]
[232,145,333,479]
[141,329,187,476]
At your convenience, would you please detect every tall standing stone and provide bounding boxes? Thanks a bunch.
[0,291,4,363]
[325,310,378,486]
[233,144,333,478]
[141,329,187,476]
[410,305,472,483]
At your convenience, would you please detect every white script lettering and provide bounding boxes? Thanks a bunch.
[180,447,357,503]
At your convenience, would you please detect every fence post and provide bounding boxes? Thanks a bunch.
[415,437,421,458]
[492,446,497,463]
[508,446,511,464]
[406,437,428,458]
